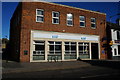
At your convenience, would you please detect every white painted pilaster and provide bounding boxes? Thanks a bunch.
[76,42,79,59]
[89,42,92,59]
[45,40,48,61]
[62,41,65,61]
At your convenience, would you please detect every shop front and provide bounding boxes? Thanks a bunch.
[30,30,100,62]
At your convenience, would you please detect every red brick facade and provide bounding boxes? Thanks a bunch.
[10,2,107,62]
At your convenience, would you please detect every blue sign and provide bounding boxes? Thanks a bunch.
[81,37,86,40]
[52,35,58,38]
[102,50,105,54]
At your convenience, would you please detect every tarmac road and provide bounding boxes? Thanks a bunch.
[2,60,120,79]
[2,65,120,79]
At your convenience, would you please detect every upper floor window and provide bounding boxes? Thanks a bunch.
[91,18,96,29]
[117,31,120,40]
[52,11,59,24]
[80,16,85,27]
[67,13,73,26]
[36,9,44,22]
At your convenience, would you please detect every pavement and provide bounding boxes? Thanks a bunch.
[1,59,120,79]
[2,60,91,74]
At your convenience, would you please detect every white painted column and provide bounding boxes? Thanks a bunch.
[76,42,79,59]
[30,31,33,62]
[45,40,48,61]
[62,41,65,61]
[89,42,92,60]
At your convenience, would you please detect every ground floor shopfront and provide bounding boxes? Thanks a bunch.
[30,30,100,62]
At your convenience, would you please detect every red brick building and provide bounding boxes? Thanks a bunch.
[10,2,107,62]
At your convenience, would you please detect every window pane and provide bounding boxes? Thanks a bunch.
[37,16,43,22]
[71,45,76,50]
[53,18,59,23]
[91,18,96,22]
[49,41,54,44]
[67,20,73,25]
[37,10,44,15]
[53,12,59,17]
[55,42,61,44]
[80,16,85,21]
[114,49,117,55]
[117,31,120,40]
[91,24,96,28]
[118,45,120,55]
[49,45,54,51]
[65,42,69,45]
[65,45,70,50]
[80,22,85,26]
[71,42,76,45]
[67,14,73,19]
[55,45,61,50]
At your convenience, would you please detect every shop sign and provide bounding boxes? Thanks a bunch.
[81,37,86,40]
[52,35,58,38]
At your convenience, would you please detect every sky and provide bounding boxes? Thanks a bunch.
[2,2,120,39]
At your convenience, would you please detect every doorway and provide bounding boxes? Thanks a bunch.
[91,43,99,59]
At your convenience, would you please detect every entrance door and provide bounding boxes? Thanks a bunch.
[91,43,99,59]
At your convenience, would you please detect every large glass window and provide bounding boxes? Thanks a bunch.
[52,11,59,24]
[91,18,96,29]
[80,16,85,27]
[65,42,76,54]
[78,42,89,59]
[36,9,44,22]
[49,41,62,54]
[67,13,73,26]
[33,41,45,55]
[33,41,45,60]
[79,42,89,54]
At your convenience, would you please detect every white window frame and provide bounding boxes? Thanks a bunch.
[64,42,76,54]
[67,13,73,26]
[78,43,89,55]
[36,9,44,22]
[48,41,62,54]
[91,18,96,29]
[79,16,85,27]
[52,11,59,24]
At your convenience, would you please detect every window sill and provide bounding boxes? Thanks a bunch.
[91,27,96,29]
[67,25,73,26]
[36,21,44,23]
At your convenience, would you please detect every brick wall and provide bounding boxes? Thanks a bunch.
[11,2,107,62]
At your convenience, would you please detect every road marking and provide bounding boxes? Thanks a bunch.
[80,73,119,78]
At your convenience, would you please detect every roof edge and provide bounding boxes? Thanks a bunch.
[34,1,106,15]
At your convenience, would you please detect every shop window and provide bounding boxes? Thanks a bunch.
[33,41,45,60]
[33,41,45,54]
[79,42,89,54]
[36,9,44,22]
[67,13,73,26]
[65,42,76,54]
[49,41,62,54]
[52,11,59,24]
[91,18,96,29]
[80,16,85,27]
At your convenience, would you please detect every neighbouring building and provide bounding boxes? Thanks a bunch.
[9,2,107,62]
[106,22,120,60]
